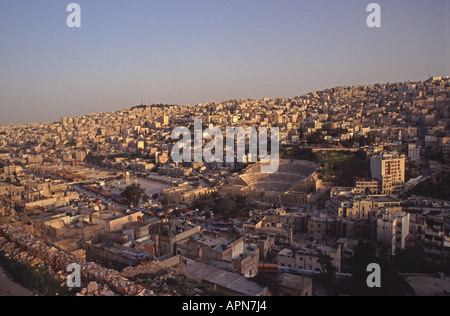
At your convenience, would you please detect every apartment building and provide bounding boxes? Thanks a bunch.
[370,152,406,194]
[444,141,450,161]
[277,245,342,273]
[408,144,421,163]
[375,209,410,256]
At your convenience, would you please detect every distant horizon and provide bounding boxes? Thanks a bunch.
[0,73,448,126]
[1,0,449,124]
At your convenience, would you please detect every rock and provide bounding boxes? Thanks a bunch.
[0,237,7,246]
[100,290,115,297]
[86,281,100,293]
[0,223,169,297]
[135,289,144,296]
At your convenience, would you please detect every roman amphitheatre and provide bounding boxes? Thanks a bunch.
[223,159,322,206]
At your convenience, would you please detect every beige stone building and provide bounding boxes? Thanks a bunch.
[336,195,402,220]
[353,177,381,195]
[370,152,406,194]
[158,221,202,256]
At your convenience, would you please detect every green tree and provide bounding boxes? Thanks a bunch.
[121,183,147,207]
[318,251,338,295]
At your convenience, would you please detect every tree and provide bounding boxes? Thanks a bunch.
[318,251,338,295]
[121,183,147,207]
[216,197,237,217]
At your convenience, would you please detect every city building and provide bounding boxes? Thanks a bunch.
[408,144,421,162]
[370,152,406,194]
[374,209,410,255]
[277,245,342,273]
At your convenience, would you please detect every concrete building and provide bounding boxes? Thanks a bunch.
[161,115,170,126]
[277,245,342,273]
[354,177,381,195]
[90,210,144,233]
[176,233,245,262]
[408,144,421,162]
[159,221,202,256]
[277,273,313,297]
[444,141,450,161]
[243,215,294,245]
[256,237,275,261]
[370,152,406,194]
[374,209,410,256]
[306,215,336,237]
[336,195,402,220]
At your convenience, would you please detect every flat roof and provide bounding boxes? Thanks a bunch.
[279,248,293,256]
[197,235,235,249]
[186,260,266,296]
[403,274,450,296]
[369,196,399,203]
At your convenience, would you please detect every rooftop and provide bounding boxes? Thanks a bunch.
[403,274,450,296]
[196,235,236,250]
[369,195,400,203]
[186,259,267,296]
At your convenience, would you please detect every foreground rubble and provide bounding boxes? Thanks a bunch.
[0,223,156,296]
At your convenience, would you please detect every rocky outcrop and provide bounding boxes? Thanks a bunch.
[0,224,154,296]
[122,256,186,279]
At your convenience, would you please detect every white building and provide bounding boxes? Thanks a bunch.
[375,209,410,256]
[277,245,342,273]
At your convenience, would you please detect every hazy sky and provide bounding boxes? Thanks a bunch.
[0,0,449,124]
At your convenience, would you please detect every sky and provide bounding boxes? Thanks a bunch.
[0,0,449,124]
